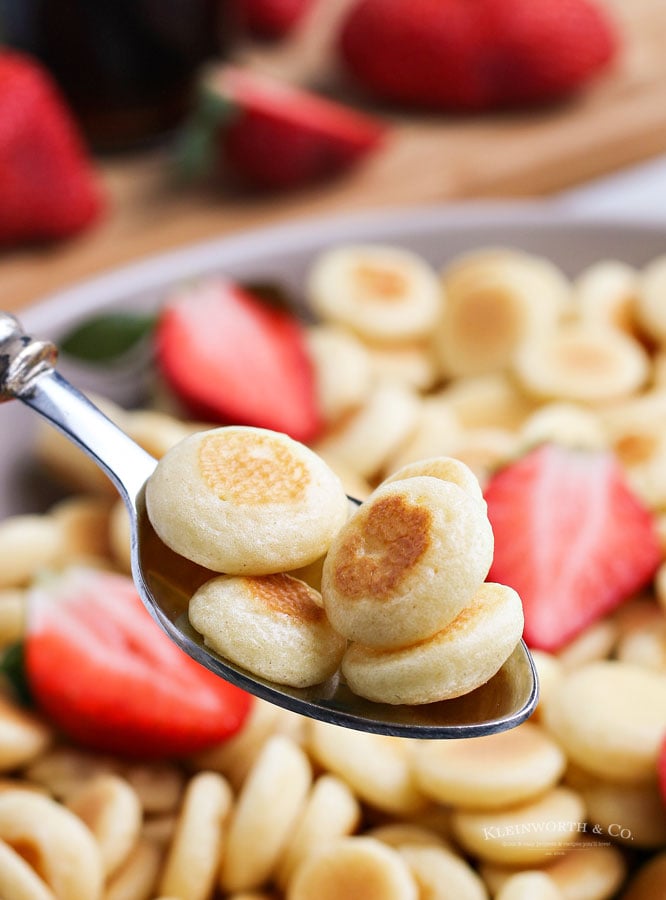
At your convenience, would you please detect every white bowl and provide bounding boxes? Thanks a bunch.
[4,203,666,519]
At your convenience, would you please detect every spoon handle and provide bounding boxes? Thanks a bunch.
[0,312,156,508]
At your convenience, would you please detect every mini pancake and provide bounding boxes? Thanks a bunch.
[341,582,524,705]
[0,790,105,899]
[106,840,163,900]
[287,836,419,900]
[451,787,585,866]
[381,397,463,476]
[576,774,666,849]
[439,372,536,431]
[444,427,518,487]
[398,844,488,900]
[0,697,51,772]
[495,872,562,900]
[0,515,64,589]
[518,402,607,452]
[637,254,666,344]
[365,340,439,392]
[321,477,494,649]
[66,773,142,877]
[158,771,232,900]
[480,835,627,900]
[574,259,639,336]
[529,650,563,720]
[305,720,427,816]
[145,426,348,574]
[307,244,442,342]
[190,698,285,791]
[435,248,571,378]
[312,381,420,480]
[513,323,650,404]
[541,660,666,784]
[275,775,361,889]
[616,615,666,672]
[367,823,449,851]
[50,495,114,564]
[412,722,565,810]
[305,325,372,425]
[125,409,194,460]
[188,573,346,688]
[382,456,484,502]
[600,391,666,510]
[0,837,58,900]
[556,618,618,670]
[220,735,311,893]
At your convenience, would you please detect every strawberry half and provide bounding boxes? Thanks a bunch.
[484,443,661,652]
[179,64,386,190]
[25,567,252,758]
[0,50,104,244]
[155,278,322,442]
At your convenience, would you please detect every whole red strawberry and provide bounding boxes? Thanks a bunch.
[338,0,618,110]
[178,65,386,190]
[0,50,104,244]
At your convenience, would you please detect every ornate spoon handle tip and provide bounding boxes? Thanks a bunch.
[0,312,58,402]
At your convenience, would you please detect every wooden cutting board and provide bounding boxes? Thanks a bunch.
[3,0,666,311]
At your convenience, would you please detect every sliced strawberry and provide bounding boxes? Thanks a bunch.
[180,65,386,190]
[484,443,661,652]
[25,567,252,758]
[155,278,322,442]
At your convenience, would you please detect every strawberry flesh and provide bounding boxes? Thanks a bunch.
[484,443,661,652]
[155,279,322,443]
[25,568,252,758]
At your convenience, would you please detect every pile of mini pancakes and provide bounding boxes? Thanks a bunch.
[145,425,523,704]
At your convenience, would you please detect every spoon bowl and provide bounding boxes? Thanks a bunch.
[0,312,538,738]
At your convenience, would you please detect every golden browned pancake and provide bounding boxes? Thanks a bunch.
[321,477,493,649]
[145,426,348,574]
[189,573,346,688]
[341,582,523,705]
[307,244,442,342]
[382,456,484,502]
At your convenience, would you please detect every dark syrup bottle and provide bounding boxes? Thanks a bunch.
[2,0,236,151]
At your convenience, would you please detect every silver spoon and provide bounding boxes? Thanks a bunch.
[0,311,538,738]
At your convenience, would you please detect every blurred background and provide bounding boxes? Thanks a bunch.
[2,0,666,310]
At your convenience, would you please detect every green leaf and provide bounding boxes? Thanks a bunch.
[0,642,33,707]
[174,86,239,182]
[60,312,157,363]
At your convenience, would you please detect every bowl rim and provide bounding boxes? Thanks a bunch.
[17,200,666,337]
